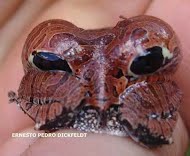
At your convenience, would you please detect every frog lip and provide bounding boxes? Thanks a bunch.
[37,102,122,131]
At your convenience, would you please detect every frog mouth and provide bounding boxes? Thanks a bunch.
[37,101,125,135]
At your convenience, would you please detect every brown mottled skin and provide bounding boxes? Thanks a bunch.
[8,15,182,148]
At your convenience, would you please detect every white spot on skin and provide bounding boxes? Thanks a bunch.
[108,120,114,126]
[168,137,173,144]
[93,119,97,124]
[160,135,164,139]
[167,114,172,119]
[34,123,43,130]
[151,114,158,119]
[112,117,116,121]
[162,46,173,60]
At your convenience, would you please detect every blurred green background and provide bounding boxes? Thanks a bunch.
[186,147,190,156]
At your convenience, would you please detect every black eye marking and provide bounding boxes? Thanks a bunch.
[130,46,164,75]
[32,51,72,73]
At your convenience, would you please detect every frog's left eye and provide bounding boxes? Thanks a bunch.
[129,46,164,75]
[31,51,72,73]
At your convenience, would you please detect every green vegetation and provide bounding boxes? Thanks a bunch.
[186,147,190,156]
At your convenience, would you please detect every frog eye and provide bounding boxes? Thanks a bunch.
[31,51,72,73]
[129,46,164,75]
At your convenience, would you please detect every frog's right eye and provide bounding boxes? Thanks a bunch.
[129,46,164,76]
[30,51,72,73]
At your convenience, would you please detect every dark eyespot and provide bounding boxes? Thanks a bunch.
[32,51,72,73]
[130,46,164,75]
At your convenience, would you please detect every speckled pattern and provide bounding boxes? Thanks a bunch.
[8,15,182,148]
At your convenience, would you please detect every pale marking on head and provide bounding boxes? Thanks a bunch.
[162,46,173,59]
[55,39,83,57]
[28,53,40,70]
[120,40,134,56]
[136,44,149,56]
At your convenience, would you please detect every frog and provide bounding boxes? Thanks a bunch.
[8,15,182,148]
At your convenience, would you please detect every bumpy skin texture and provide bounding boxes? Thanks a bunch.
[8,15,182,148]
